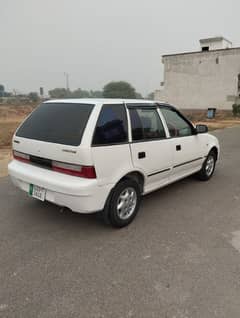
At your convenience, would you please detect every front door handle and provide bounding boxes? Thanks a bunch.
[138,152,146,159]
[176,145,181,151]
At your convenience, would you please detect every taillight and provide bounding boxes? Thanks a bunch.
[52,161,96,179]
[13,150,30,163]
[13,151,96,179]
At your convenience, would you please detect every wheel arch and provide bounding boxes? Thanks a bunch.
[102,170,145,224]
[210,146,219,161]
[117,171,145,194]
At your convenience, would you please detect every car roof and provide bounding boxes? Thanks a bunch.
[44,98,166,105]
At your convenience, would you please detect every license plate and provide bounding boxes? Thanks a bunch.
[29,184,46,201]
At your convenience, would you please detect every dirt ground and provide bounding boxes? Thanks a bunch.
[0,105,34,177]
[0,148,12,177]
[0,105,34,148]
[194,119,240,130]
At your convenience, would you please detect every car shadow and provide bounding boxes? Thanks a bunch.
[143,175,198,202]
[21,175,200,232]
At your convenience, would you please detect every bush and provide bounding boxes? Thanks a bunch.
[232,104,240,117]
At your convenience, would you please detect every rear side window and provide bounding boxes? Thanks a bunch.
[129,108,166,141]
[16,103,94,146]
[92,104,128,145]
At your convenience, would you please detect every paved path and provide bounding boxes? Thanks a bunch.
[1,127,240,318]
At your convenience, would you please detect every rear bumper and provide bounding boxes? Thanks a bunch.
[8,160,112,213]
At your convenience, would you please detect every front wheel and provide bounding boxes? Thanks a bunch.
[196,150,217,181]
[103,179,141,228]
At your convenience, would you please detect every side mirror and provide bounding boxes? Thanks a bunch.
[195,124,208,134]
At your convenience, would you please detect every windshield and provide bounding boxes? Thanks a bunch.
[16,102,94,146]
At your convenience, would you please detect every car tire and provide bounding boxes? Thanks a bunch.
[103,179,141,228]
[196,150,217,181]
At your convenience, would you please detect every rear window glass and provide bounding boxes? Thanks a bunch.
[16,103,94,146]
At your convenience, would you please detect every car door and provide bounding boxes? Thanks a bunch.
[160,106,206,181]
[128,104,173,194]
[91,103,133,186]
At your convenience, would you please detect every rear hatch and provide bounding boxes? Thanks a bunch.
[13,102,96,178]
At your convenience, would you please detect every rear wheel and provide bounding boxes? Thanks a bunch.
[196,150,217,181]
[103,179,141,228]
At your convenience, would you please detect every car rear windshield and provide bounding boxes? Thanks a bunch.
[16,103,94,146]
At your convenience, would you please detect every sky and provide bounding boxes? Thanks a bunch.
[1,0,239,96]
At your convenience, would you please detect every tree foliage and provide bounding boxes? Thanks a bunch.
[28,92,39,102]
[103,81,137,99]
[48,88,103,99]
[89,90,103,98]
[48,88,70,99]
[71,88,90,98]
[49,82,142,100]
[147,92,155,100]
[232,104,240,117]
[0,84,5,97]
[135,92,143,99]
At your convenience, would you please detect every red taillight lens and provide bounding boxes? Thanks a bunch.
[13,151,96,179]
[52,161,96,179]
[80,166,97,179]
[13,150,30,163]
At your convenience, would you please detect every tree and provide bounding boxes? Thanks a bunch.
[71,88,90,98]
[48,87,104,99]
[28,92,39,102]
[232,104,240,117]
[0,84,5,97]
[48,88,69,99]
[135,92,143,99]
[147,92,155,100]
[89,90,103,98]
[103,81,137,98]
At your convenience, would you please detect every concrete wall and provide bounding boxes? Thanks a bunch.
[156,48,240,110]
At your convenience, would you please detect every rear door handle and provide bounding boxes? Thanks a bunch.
[138,152,146,159]
[176,145,181,151]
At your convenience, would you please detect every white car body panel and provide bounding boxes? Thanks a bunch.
[130,139,173,194]
[12,137,93,166]
[168,135,206,181]
[92,144,133,186]
[8,98,220,214]
[8,160,112,213]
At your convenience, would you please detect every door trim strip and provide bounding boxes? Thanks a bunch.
[173,157,203,169]
[148,168,171,177]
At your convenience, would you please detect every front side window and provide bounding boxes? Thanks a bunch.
[92,104,128,145]
[161,108,193,137]
[129,108,166,141]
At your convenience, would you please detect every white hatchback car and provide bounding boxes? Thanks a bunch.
[8,99,220,227]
